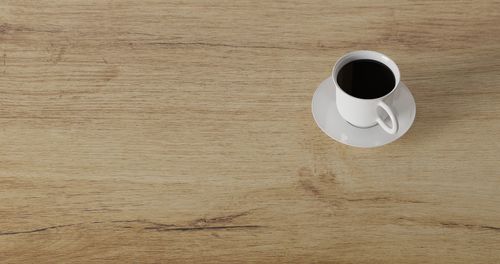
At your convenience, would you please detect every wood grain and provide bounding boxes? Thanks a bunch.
[1,0,500,263]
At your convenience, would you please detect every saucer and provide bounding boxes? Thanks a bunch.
[311,77,416,148]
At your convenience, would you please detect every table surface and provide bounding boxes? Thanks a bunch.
[1,1,500,263]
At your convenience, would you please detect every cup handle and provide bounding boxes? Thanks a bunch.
[376,101,398,135]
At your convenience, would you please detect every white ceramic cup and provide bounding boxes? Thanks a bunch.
[333,50,400,134]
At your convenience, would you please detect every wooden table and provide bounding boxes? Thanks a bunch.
[1,1,499,263]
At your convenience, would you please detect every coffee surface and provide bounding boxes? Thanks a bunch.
[336,59,395,99]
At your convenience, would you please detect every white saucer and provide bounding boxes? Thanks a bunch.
[312,77,416,148]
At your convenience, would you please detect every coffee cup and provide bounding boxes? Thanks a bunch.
[333,50,400,134]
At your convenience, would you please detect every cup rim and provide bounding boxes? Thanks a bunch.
[332,50,400,101]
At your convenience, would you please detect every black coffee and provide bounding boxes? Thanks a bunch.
[336,59,395,99]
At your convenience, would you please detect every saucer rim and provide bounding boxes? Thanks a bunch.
[311,77,416,148]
